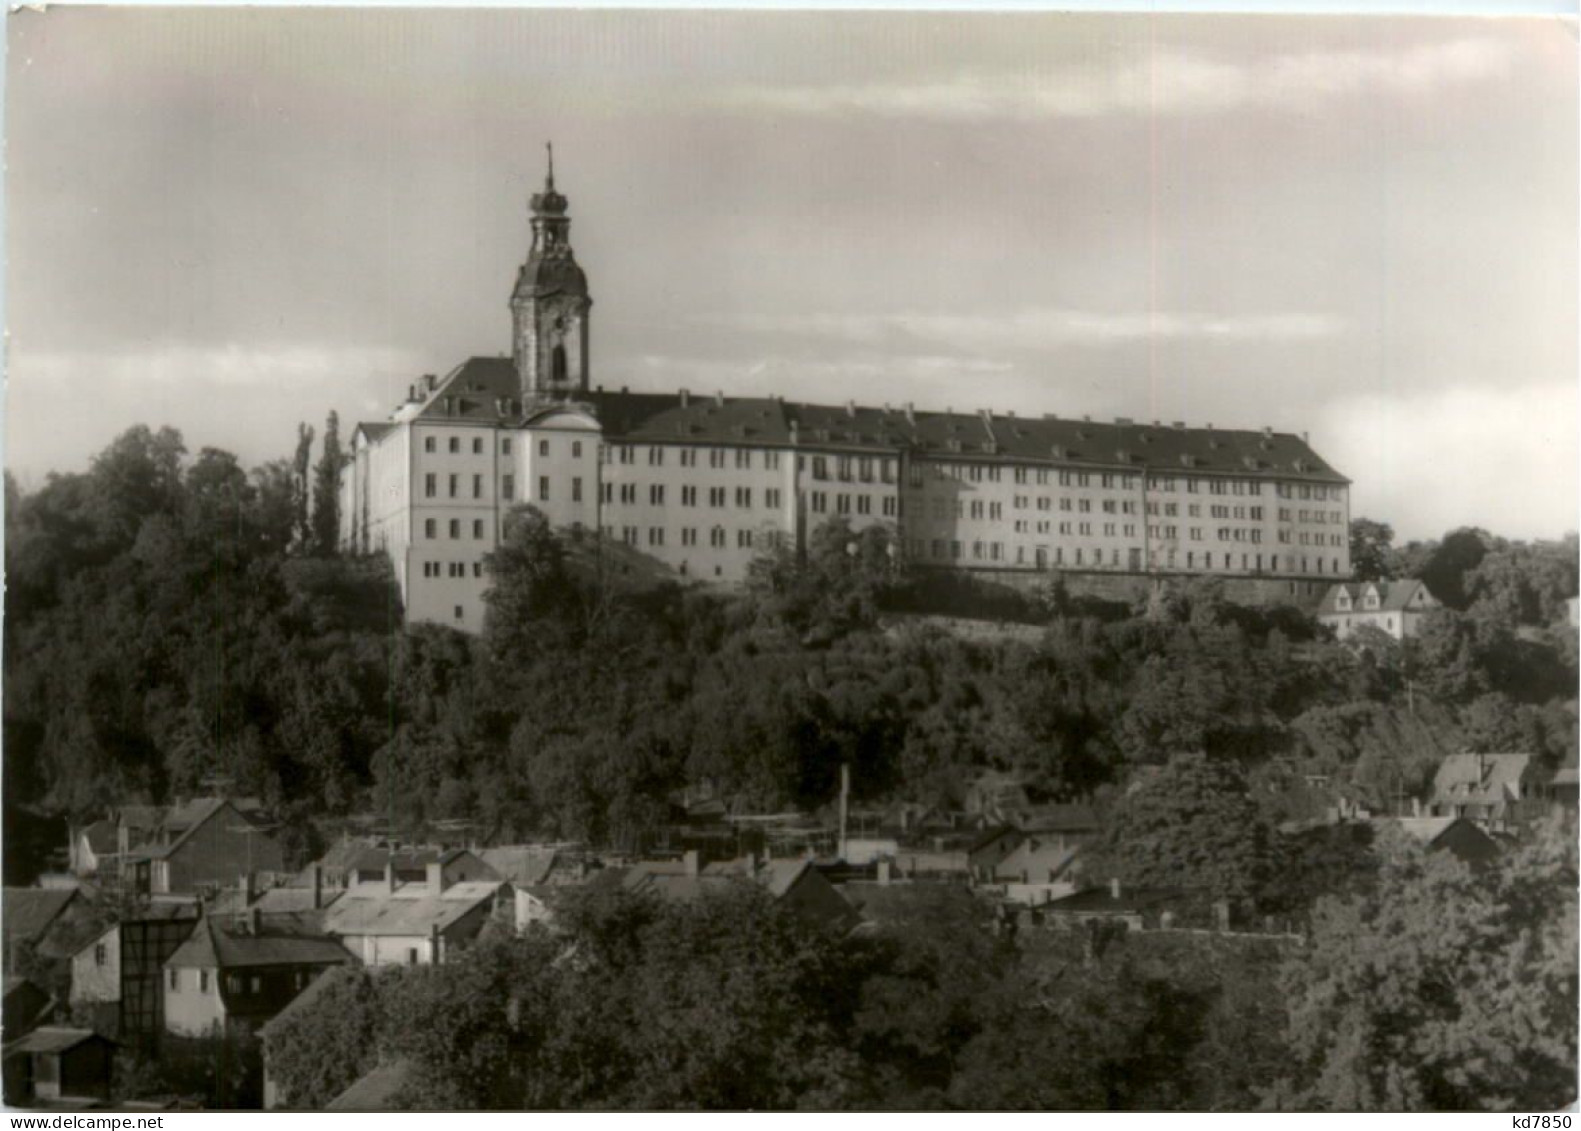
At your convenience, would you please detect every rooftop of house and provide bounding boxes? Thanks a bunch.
[165,917,355,971]
[325,1058,415,1111]
[2,888,80,944]
[1317,579,1438,616]
[365,360,1348,483]
[476,847,558,888]
[6,1027,112,1056]
[1432,753,1538,803]
[323,879,507,937]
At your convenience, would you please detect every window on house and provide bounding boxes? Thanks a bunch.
[168,969,178,991]
[502,438,512,455]
[446,437,458,454]
[95,943,107,967]
[200,970,210,993]
[425,519,436,539]
[572,441,582,459]
[424,437,436,453]
[424,474,436,498]
[473,474,483,499]
[454,605,464,621]
[502,474,514,501]
[572,478,582,503]
[539,440,550,457]
[473,437,483,454]
[473,519,484,539]
[539,476,550,502]
[448,474,459,498]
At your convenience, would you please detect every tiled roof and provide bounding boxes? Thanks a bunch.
[166,918,354,971]
[1317,579,1437,616]
[1432,753,1537,805]
[325,1058,415,1111]
[3,889,79,945]
[476,847,557,888]
[6,1027,111,1055]
[373,361,1347,482]
[324,880,507,938]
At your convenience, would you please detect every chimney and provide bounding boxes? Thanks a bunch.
[679,388,690,408]
[683,849,700,877]
[838,764,850,862]
[311,863,324,910]
[427,861,447,893]
[1109,877,1121,901]
[385,860,397,893]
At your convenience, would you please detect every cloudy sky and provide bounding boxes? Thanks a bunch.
[6,8,1576,540]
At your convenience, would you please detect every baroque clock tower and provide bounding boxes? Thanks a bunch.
[511,144,591,403]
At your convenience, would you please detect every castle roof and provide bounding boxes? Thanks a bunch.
[363,363,1348,484]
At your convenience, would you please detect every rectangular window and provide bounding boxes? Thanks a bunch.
[502,474,515,501]
[539,440,550,457]
[449,437,460,454]
[648,527,665,547]
[738,529,753,548]
[473,474,483,499]
[168,969,178,991]
[425,519,436,539]
[473,437,483,454]
[502,438,512,455]
[766,488,781,509]
[424,436,436,453]
[473,519,484,539]
[448,474,459,499]
[765,452,780,471]
[572,441,582,459]
[736,487,751,508]
[200,970,210,993]
[539,477,550,502]
[449,519,461,539]
[425,473,437,498]
[572,478,582,503]
[650,484,665,506]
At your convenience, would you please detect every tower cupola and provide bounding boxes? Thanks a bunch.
[511,143,591,402]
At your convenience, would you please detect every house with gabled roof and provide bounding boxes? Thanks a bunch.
[323,861,511,967]
[620,851,860,935]
[122,798,287,897]
[162,914,354,1038]
[1317,579,1441,641]
[68,902,200,1044]
[1427,752,1547,832]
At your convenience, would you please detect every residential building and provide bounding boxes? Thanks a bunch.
[2,888,100,976]
[323,863,511,967]
[1427,752,1548,832]
[68,903,201,1045]
[121,798,287,897]
[1373,816,1501,868]
[162,915,354,1038]
[340,163,1352,633]
[2,1028,116,1106]
[620,851,860,935]
[2,978,54,1043]
[1316,579,1441,641]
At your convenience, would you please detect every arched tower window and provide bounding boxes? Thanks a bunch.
[552,344,567,384]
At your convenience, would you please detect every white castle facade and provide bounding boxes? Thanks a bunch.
[339,161,1352,632]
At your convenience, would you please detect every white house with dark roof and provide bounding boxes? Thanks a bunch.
[1427,752,1548,832]
[1317,579,1441,641]
[162,915,354,1038]
[339,159,1353,633]
[323,861,511,967]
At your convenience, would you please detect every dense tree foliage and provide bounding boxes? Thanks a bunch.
[6,426,1576,866]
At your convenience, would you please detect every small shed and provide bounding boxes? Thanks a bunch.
[3,1027,116,1104]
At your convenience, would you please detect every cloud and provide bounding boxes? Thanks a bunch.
[697,308,1346,353]
[729,37,1513,121]
[12,343,426,392]
[1318,380,1578,542]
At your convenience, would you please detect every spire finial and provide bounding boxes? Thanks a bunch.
[546,141,555,190]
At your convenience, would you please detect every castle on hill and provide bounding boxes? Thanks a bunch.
[338,154,1351,632]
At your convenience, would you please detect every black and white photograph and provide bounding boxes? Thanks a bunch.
[1,3,1577,1113]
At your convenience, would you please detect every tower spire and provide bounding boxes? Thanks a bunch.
[546,141,554,190]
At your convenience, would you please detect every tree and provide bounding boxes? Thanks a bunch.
[1094,751,1276,906]
[1348,519,1396,582]
[1274,817,1578,1110]
[311,410,342,556]
[291,422,315,551]
[260,966,379,1109]
[481,506,579,659]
